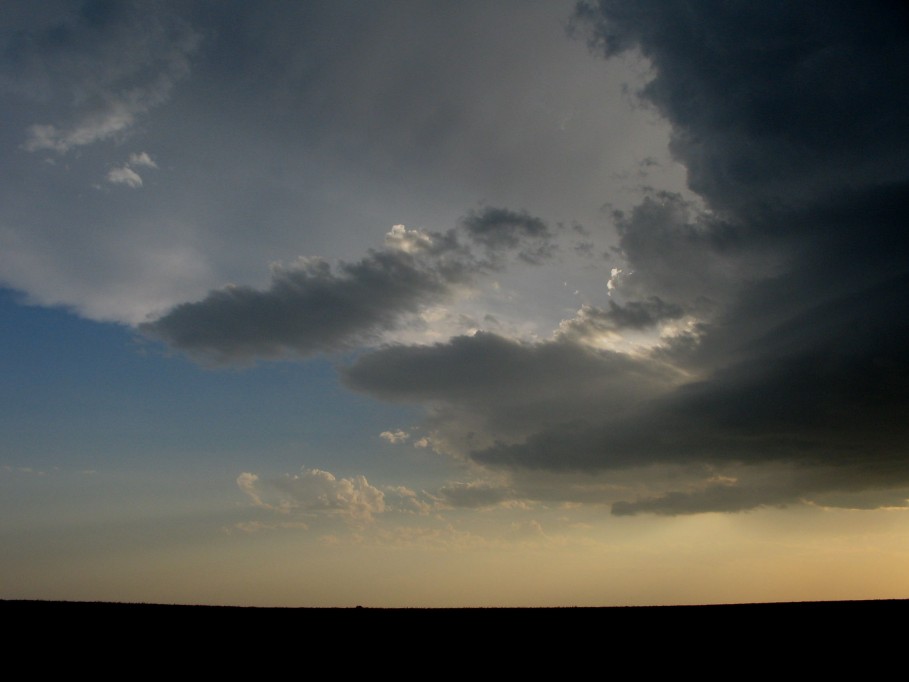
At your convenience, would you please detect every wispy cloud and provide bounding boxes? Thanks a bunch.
[18,6,199,154]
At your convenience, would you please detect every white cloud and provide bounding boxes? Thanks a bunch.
[106,165,143,188]
[238,467,386,521]
[105,152,158,189]
[385,224,434,254]
[380,430,410,444]
[25,103,138,153]
[384,485,434,515]
[128,152,158,169]
[236,472,268,508]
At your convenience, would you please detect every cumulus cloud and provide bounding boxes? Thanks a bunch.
[105,165,143,188]
[105,151,157,188]
[380,430,410,444]
[14,2,907,520]
[127,152,157,169]
[238,468,386,521]
[236,467,531,527]
[341,1,909,514]
[461,207,556,265]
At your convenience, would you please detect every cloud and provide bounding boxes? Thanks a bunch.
[142,208,551,363]
[572,1,909,212]
[10,2,907,520]
[611,471,909,517]
[238,468,385,522]
[611,483,799,517]
[106,165,142,188]
[344,330,685,459]
[380,430,410,444]
[434,481,521,509]
[461,207,556,265]
[557,299,683,344]
[341,0,909,513]
[1,2,661,329]
[104,151,157,188]
[12,3,200,153]
[127,152,157,169]
[236,468,530,528]
[141,235,466,363]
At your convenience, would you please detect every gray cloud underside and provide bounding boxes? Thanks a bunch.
[141,209,555,362]
[462,207,556,265]
[435,481,519,509]
[558,297,683,344]
[612,482,909,517]
[140,250,458,363]
[344,332,682,444]
[345,1,909,514]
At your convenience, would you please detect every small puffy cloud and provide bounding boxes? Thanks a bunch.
[237,472,266,507]
[380,429,410,444]
[105,152,158,188]
[128,152,157,169]
[385,224,434,254]
[384,485,434,515]
[106,165,143,188]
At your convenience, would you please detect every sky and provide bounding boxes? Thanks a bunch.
[3,0,909,607]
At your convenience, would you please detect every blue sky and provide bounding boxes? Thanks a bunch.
[3,0,909,606]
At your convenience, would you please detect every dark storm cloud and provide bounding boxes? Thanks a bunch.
[344,331,682,448]
[610,192,757,310]
[573,0,909,212]
[346,2,909,514]
[461,207,556,265]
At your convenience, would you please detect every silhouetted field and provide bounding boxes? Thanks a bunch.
[5,597,906,615]
[6,599,902,655]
